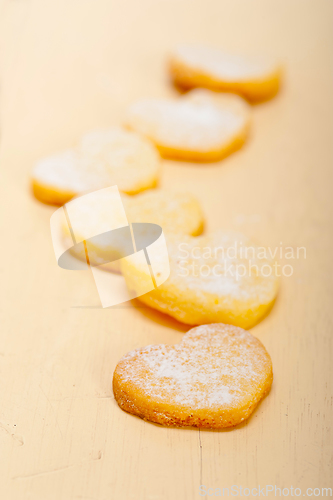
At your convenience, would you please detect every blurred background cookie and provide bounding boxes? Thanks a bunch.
[32,127,161,205]
[61,189,204,272]
[169,45,282,101]
[125,89,250,161]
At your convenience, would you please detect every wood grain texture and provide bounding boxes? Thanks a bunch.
[0,1,332,499]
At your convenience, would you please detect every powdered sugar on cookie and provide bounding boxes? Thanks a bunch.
[113,324,273,428]
[121,231,279,328]
[32,127,161,204]
[173,46,279,82]
[125,89,250,161]
[169,46,281,101]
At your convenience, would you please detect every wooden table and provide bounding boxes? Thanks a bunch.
[0,1,332,498]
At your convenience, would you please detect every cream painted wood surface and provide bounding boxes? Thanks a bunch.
[0,1,332,499]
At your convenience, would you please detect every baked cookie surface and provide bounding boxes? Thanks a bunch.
[125,89,250,161]
[32,128,161,205]
[169,46,281,102]
[121,231,279,329]
[61,189,204,271]
[124,189,204,236]
[113,323,273,429]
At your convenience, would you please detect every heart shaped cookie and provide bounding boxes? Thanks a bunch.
[113,323,273,428]
[32,127,161,205]
[169,46,282,102]
[125,89,250,162]
[121,231,279,329]
[60,188,204,272]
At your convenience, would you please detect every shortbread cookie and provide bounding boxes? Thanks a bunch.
[61,189,204,272]
[125,89,250,161]
[124,189,204,236]
[121,231,279,328]
[113,323,273,428]
[169,46,281,102]
[32,128,161,205]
